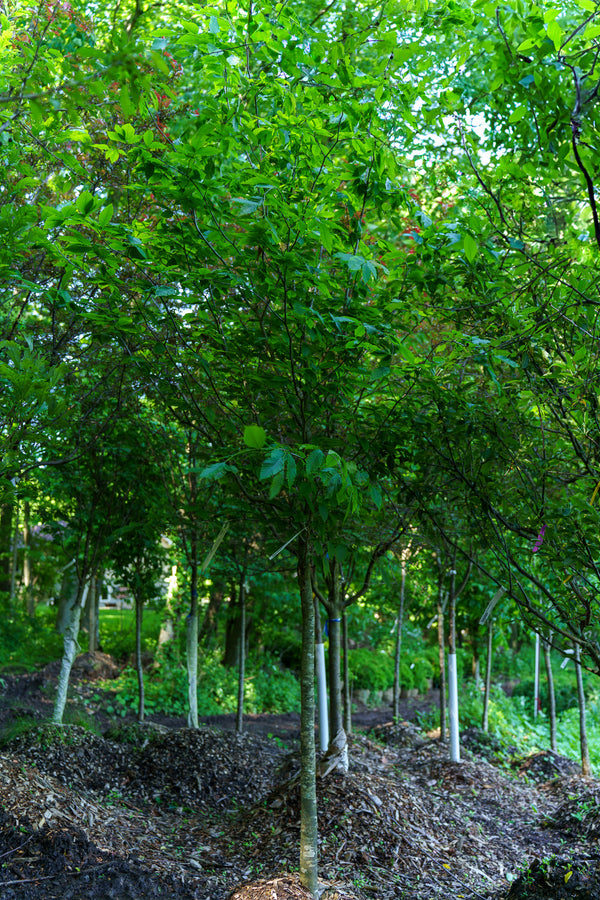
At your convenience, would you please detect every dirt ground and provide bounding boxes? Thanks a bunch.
[1,653,599,900]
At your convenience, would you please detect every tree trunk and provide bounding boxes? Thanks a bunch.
[199,577,225,646]
[393,555,406,723]
[437,574,446,742]
[187,544,199,728]
[235,582,246,734]
[53,578,89,724]
[84,575,99,653]
[22,502,33,615]
[533,632,540,719]
[135,594,145,722]
[297,533,319,897]
[342,609,351,736]
[575,644,591,776]
[56,565,77,634]
[9,502,18,603]
[314,593,329,753]
[325,560,347,770]
[543,636,557,753]
[482,619,493,733]
[0,503,13,605]
[447,564,460,762]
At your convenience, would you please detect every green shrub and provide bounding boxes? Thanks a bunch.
[0,607,63,672]
[106,648,300,716]
[348,648,395,691]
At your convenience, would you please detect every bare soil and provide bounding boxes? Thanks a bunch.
[1,653,599,900]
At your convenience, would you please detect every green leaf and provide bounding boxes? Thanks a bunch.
[269,470,285,499]
[306,448,325,475]
[76,191,95,215]
[98,204,113,227]
[509,105,528,124]
[260,449,285,480]
[546,19,562,51]
[199,461,230,480]
[243,424,267,448]
[463,233,478,262]
[286,453,297,488]
[209,15,220,33]
[369,483,383,510]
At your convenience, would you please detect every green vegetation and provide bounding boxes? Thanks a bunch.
[2,0,600,891]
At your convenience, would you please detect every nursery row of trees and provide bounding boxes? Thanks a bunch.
[2,0,600,893]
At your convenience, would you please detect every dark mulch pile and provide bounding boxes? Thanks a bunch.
[0,810,205,900]
[3,722,284,811]
[513,750,581,783]
[2,659,600,900]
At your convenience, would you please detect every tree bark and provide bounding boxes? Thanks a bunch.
[134,594,145,722]
[543,635,557,753]
[56,565,77,634]
[575,644,591,776]
[0,503,13,604]
[324,561,346,768]
[199,577,226,646]
[53,578,89,724]
[297,533,318,897]
[314,592,329,752]
[235,582,246,734]
[393,554,406,723]
[84,575,100,653]
[482,619,493,732]
[342,609,351,736]
[533,632,540,719]
[187,540,199,728]
[22,502,33,615]
[9,502,18,603]
[436,569,446,742]
[447,563,460,762]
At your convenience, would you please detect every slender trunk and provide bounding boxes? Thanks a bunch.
[23,502,33,615]
[342,609,351,736]
[314,593,329,752]
[223,582,243,667]
[325,560,346,769]
[0,503,13,604]
[9,502,18,603]
[199,577,225,646]
[533,632,540,719]
[187,542,199,728]
[543,636,557,753]
[135,594,145,722]
[298,533,318,897]
[437,573,446,741]
[575,644,591,776]
[84,575,98,653]
[56,565,77,634]
[235,582,246,734]
[482,619,493,732]
[447,564,460,762]
[53,579,89,724]
[393,556,406,723]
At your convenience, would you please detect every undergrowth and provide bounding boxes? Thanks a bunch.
[104,646,301,717]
